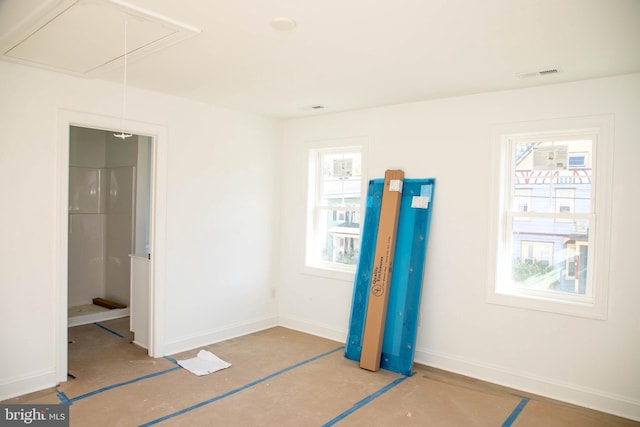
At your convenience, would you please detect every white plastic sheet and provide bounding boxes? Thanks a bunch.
[177,350,231,376]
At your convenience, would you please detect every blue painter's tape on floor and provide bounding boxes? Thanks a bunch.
[56,391,72,406]
[502,397,530,427]
[94,322,125,339]
[70,366,181,403]
[139,346,344,427]
[322,375,410,426]
[163,356,178,365]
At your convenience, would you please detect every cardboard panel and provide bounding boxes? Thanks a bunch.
[359,170,404,371]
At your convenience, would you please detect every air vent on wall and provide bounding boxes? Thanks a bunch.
[0,0,200,76]
[516,68,561,78]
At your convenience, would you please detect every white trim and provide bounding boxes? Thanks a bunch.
[163,316,279,356]
[67,308,130,327]
[57,110,168,387]
[252,313,640,421]
[487,115,613,319]
[414,346,640,422]
[300,264,356,283]
[303,136,368,279]
[278,315,347,344]
[0,369,58,402]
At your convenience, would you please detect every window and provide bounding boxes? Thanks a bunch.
[306,143,365,276]
[568,153,587,168]
[488,116,613,318]
[514,188,531,221]
[554,188,575,222]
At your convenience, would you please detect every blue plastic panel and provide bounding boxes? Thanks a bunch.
[345,178,435,375]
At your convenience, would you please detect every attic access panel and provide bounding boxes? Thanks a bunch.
[2,0,200,75]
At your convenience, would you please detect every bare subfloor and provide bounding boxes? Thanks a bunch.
[4,318,638,426]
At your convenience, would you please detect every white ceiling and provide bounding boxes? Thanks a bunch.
[1,0,639,118]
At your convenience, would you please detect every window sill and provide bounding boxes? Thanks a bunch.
[301,263,356,283]
[486,289,607,320]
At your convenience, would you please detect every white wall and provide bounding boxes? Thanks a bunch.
[1,54,637,419]
[279,73,640,420]
[0,60,281,399]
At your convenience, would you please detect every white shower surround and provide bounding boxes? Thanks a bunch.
[68,128,137,323]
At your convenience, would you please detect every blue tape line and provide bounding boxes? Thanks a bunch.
[163,356,178,365]
[139,346,344,427]
[70,366,181,403]
[322,375,409,427]
[56,391,73,406]
[502,397,530,427]
[94,322,125,339]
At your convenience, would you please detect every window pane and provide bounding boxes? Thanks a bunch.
[307,146,364,272]
[510,217,590,294]
[319,208,361,265]
[513,140,592,214]
[320,152,362,206]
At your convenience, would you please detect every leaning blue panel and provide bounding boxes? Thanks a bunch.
[344,179,383,362]
[345,178,435,376]
[380,179,434,375]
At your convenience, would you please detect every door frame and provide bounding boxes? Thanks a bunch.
[56,110,168,383]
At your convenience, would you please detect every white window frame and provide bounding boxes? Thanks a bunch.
[487,116,613,319]
[304,138,367,281]
[565,242,577,280]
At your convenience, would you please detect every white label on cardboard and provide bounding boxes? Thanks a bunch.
[389,179,403,192]
[411,196,430,209]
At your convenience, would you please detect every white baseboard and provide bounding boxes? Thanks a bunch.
[0,369,58,402]
[68,308,130,327]
[414,347,640,422]
[276,316,639,422]
[131,340,148,350]
[278,315,347,344]
[6,315,637,422]
[163,315,279,356]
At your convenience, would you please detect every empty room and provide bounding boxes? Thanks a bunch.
[1,0,639,426]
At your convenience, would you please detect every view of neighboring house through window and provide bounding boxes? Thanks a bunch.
[506,137,593,296]
[307,147,363,273]
[489,115,614,320]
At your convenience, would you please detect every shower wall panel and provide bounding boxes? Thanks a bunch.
[68,167,106,306]
[105,166,135,306]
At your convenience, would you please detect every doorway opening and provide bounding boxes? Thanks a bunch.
[67,126,151,332]
[57,110,168,384]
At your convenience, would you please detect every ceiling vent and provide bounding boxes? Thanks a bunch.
[0,0,200,76]
[516,68,561,79]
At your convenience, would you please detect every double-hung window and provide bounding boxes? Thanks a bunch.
[488,116,613,318]
[306,143,365,277]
